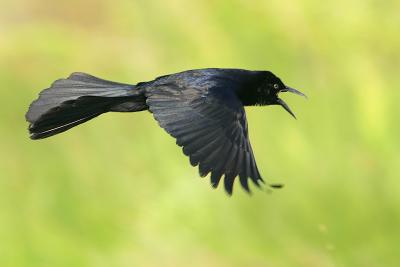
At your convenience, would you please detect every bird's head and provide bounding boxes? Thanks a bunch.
[255,71,307,119]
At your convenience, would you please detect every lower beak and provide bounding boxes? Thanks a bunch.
[276,98,297,119]
[277,86,307,119]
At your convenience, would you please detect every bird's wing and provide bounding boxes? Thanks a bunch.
[146,83,264,194]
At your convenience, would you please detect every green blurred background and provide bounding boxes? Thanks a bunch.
[1,0,399,266]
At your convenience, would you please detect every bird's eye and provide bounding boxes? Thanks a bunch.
[273,84,279,89]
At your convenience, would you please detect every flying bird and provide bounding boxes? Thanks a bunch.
[26,68,306,194]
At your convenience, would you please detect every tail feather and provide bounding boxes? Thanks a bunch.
[30,113,101,140]
[26,73,147,139]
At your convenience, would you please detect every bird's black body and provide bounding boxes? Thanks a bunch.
[26,68,306,194]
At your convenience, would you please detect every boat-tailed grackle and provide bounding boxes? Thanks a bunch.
[26,68,306,194]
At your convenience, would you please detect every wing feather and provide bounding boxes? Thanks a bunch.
[146,84,265,194]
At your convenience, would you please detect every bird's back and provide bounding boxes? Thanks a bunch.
[144,68,266,96]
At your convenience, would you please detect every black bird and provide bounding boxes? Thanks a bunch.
[26,68,306,194]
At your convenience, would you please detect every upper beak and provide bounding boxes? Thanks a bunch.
[281,86,307,99]
[276,86,307,119]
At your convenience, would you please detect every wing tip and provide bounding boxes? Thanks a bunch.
[269,183,284,189]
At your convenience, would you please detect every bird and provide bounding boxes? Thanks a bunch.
[25,68,306,194]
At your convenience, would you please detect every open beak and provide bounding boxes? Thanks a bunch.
[277,86,307,119]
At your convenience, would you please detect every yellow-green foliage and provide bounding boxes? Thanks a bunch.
[1,0,399,266]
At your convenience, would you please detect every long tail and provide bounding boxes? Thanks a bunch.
[26,72,147,139]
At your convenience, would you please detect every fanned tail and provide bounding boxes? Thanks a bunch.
[26,72,147,139]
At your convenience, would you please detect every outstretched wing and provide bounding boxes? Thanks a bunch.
[146,83,264,194]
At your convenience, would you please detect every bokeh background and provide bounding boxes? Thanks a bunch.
[1,0,399,266]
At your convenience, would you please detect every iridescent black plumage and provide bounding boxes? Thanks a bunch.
[26,68,306,194]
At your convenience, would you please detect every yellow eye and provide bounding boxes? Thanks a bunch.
[273,84,279,89]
